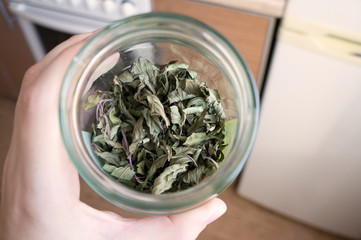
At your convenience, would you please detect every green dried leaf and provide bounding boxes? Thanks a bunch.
[103,163,116,173]
[193,148,202,162]
[187,108,207,134]
[172,146,196,158]
[188,70,197,79]
[170,105,181,125]
[186,97,206,108]
[120,122,133,133]
[205,114,218,123]
[105,138,124,149]
[183,106,204,115]
[109,107,121,125]
[139,74,156,94]
[184,132,207,146]
[146,93,170,127]
[177,102,187,126]
[205,88,225,119]
[136,160,146,175]
[163,63,189,73]
[179,79,201,95]
[160,143,173,161]
[110,166,135,181]
[131,57,159,93]
[168,88,196,104]
[121,107,136,127]
[132,116,145,143]
[128,142,139,156]
[129,109,143,118]
[93,134,105,146]
[110,124,120,140]
[85,94,101,111]
[170,155,196,166]
[95,151,121,166]
[115,70,133,83]
[152,163,188,195]
[131,57,159,84]
[144,154,168,186]
[143,109,162,138]
[182,165,206,184]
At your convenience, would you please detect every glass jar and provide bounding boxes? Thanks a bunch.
[60,12,259,215]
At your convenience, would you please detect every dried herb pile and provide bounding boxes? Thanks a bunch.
[85,57,226,194]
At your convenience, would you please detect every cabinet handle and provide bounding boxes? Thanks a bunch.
[0,0,16,30]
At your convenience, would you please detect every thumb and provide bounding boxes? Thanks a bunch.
[169,198,227,239]
[129,198,227,240]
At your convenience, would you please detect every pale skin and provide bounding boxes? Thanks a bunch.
[0,32,227,240]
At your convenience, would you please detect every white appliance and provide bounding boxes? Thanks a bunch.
[237,0,361,239]
[8,0,152,61]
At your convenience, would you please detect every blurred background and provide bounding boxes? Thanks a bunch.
[1,0,360,239]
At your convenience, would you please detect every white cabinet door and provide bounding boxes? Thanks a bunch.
[238,39,361,239]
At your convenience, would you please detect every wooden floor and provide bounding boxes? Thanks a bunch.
[0,96,347,240]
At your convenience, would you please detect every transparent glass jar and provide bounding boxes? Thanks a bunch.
[60,12,259,215]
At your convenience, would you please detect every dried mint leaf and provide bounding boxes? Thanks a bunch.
[152,163,188,195]
[85,57,227,194]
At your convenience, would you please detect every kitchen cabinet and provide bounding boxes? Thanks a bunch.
[193,0,287,17]
[0,0,34,99]
[153,0,276,90]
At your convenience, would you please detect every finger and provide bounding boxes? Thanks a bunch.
[22,30,100,86]
[43,39,89,87]
[16,32,97,150]
[168,198,227,239]
[19,37,90,106]
[41,30,101,68]
[119,198,227,240]
[8,39,90,204]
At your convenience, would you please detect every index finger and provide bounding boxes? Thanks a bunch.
[22,31,99,87]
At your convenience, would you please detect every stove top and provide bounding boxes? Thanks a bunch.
[9,0,152,23]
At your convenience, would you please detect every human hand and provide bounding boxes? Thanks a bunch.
[0,32,227,240]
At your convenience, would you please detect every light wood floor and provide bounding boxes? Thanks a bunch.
[0,96,348,240]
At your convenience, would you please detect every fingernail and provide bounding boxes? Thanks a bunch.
[91,28,103,34]
[83,28,103,41]
[83,32,98,42]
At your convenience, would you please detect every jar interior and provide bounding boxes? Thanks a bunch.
[78,41,239,193]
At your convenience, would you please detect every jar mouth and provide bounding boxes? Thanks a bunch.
[60,12,259,215]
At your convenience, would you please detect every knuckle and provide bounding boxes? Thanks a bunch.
[23,64,40,84]
[18,73,44,115]
[20,64,42,110]
[54,41,83,67]
[18,83,39,112]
